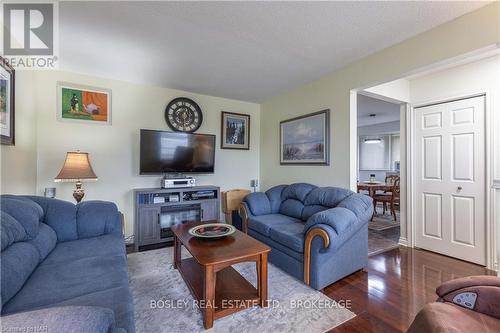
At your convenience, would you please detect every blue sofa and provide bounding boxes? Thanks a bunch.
[0,195,134,333]
[240,183,373,290]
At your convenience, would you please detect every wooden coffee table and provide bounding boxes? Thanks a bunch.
[171,221,271,329]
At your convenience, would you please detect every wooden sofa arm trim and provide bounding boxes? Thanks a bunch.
[239,203,249,234]
[304,228,330,286]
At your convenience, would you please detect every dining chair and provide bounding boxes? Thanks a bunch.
[379,174,400,212]
[374,177,400,221]
[221,189,251,225]
[385,174,399,185]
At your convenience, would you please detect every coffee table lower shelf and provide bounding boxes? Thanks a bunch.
[177,257,260,321]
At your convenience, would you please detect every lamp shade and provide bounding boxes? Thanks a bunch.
[54,152,98,182]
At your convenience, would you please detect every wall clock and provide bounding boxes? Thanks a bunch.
[165,97,203,132]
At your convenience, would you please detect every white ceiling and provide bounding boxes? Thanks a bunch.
[357,94,400,127]
[59,1,490,103]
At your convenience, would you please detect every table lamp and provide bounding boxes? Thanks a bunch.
[54,151,98,203]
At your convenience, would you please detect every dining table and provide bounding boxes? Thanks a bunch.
[357,182,394,198]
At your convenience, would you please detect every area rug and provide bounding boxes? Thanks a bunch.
[128,248,355,333]
[368,210,400,231]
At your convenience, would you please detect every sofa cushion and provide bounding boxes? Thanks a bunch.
[248,229,304,262]
[27,223,57,262]
[304,187,353,207]
[22,196,78,242]
[2,254,128,314]
[1,212,27,251]
[1,242,40,308]
[1,305,117,333]
[43,234,125,266]
[244,192,271,216]
[265,185,287,213]
[248,214,300,236]
[279,183,317,220]
[301,205,329,221]
[0,197,43,239]
[53,286,134,333]
[269,222,305,253]
[279,199,305,220]
[281,183,317,202]
[77,201,121,239]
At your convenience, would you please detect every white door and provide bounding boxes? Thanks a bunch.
[414,95,485,265]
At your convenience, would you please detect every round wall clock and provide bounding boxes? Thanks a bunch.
[165,97,203,132]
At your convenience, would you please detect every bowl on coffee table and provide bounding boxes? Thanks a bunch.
[188,223,236,239]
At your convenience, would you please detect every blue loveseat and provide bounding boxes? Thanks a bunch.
[0,195,134,333]
[240,183,373,290]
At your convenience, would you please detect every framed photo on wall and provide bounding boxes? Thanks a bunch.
[57,82,112,125]
[280,109,330,165]
[1,57,15,145]
[221,111,250,150]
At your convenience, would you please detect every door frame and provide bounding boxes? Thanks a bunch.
[409,90,496,269]
[350,90,409,246]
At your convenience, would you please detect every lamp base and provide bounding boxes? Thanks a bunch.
[73,181,85,203]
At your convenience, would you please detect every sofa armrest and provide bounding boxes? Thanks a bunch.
[1,306,118,333]
[337,193,373,222]
[436,275,500,319]
[303,225,332,285]
[243,192,271,216]
[302,206,369,286]
[304,207,366,252]
[239,202,253,233]
[76,201,122,239]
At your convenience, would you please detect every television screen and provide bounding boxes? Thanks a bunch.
[140,129,215,174]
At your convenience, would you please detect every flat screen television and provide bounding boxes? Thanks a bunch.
[140,129,216,174]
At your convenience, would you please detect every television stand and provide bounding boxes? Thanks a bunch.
[133,186,220,252]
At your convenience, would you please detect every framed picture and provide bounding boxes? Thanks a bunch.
[1,57,15,145]
[280,109,330,165]
[221,111,250,150]
[57,82,112,125]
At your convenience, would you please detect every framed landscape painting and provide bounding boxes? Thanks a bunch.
[280,109,330,165]
[1,57,15,145]
[221,111,250,150]
[57,82,112,125]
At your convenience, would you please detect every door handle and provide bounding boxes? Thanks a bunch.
[457,186,463,191]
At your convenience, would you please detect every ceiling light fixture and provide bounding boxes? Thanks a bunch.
[364,138,382,144]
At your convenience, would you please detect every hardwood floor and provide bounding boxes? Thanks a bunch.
[323,247,496,333]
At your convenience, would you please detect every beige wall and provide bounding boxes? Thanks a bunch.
[260,2,500,190]
[30,71,260,237]
[364,79,410,103]
[0,71,37,194]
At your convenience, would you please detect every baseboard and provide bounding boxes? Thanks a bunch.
[398,237,409,247]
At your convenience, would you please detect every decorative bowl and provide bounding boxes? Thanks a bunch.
[188,223,236,239]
